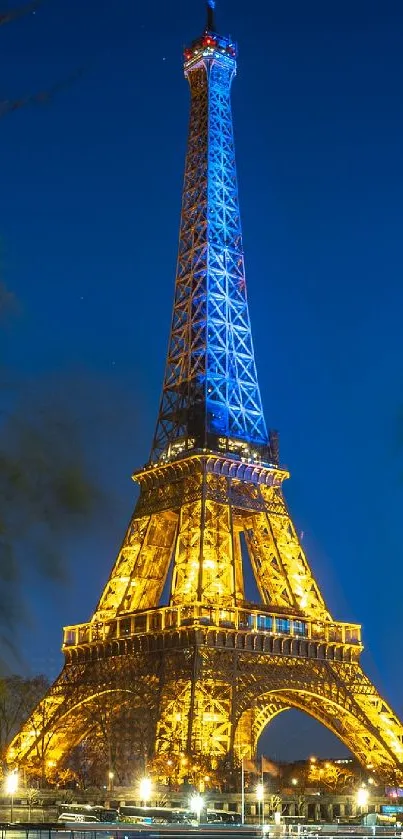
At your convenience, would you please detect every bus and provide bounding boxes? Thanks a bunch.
[57,804,119,823]
[118,805,241,826]
[206,809,242,824]
[119,805,194,825]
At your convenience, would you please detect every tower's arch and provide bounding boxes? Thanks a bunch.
[7,681,158,775]
[235,686,402,775]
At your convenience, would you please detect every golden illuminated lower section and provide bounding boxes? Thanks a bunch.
[7,627,403,783]
[6,453,403,784]
[92,454,330,622]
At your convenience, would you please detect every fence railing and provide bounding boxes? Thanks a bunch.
[63,605,361,651]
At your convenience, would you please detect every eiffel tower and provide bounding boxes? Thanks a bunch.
[8,1,403,782]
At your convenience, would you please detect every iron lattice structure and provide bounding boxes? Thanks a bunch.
[151,19,269,463]
[8,3,403,783]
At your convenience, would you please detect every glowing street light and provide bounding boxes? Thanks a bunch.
[291,778,298,786]
[5,771,18,823]
[256,783,264,827]
[5,772,18,795]
[139,777,152,807]
[108,770,114,792]
[356,786,369,813]
[190,793,204,824]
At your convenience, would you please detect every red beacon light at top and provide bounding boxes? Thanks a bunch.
[202,35,217,48]
[183,35,237,62]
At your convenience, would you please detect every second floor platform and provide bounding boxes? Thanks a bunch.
[63,603,362,666]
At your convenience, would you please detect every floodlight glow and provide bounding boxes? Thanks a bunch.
[356,787,369,807]
[256,782,264,801]
[190,794,204,820]
[5,773,18,796]
[139,777,152,803]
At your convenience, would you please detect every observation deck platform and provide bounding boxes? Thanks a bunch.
[63,605,362,665]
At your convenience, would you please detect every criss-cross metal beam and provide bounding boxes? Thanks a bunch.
[151,25,269,462]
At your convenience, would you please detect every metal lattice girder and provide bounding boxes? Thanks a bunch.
[155,677,232,760]
[93,511,178,621]
[10,637,403,779]
[232,653,403,774]
[242,488,330,621]
[170,477,237,606]
[151,38,268,460]
[7,656,160,771]
[92,456,330,617]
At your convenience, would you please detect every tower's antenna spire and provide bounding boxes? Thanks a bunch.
[206,0,215,31]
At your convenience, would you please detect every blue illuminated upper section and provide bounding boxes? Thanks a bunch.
[151,15,275,465]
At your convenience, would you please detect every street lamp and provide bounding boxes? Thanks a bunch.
[256,782,264,827]
[291,778,298,786]
[190,793,204,824]
[356,786,369,816]
[108,771,114,792]
[5,771,18,823]
[139,777,152,808]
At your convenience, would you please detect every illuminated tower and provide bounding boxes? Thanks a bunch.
[8,2,403,782]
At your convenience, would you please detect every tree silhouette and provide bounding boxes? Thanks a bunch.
[0,675,49,773]
[1,1,86,119]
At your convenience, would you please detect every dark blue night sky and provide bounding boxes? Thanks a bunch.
[2,0,403,760]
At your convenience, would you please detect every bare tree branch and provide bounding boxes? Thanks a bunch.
[1,1,89,120]
[0,1,42,27]
[0,65,88,119]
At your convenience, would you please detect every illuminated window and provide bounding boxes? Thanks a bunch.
[64,630,75,646]
[239,612,253,629]
[293,620,307,637]
[257,615,273,631]
[276,618,290,634]
[120,618,131,636]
